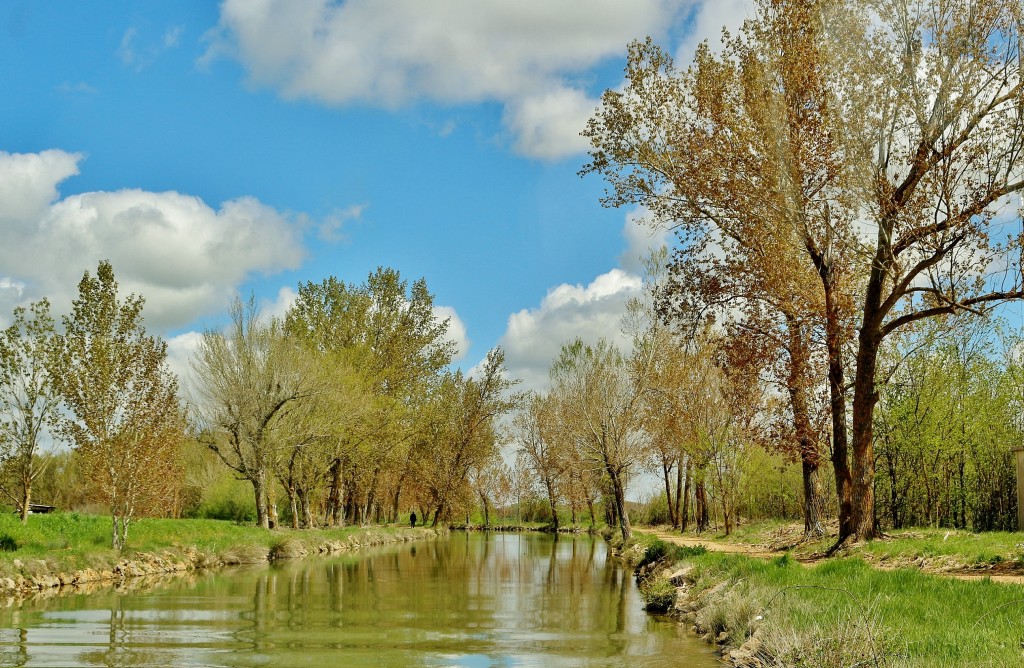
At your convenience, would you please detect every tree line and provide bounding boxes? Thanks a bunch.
[581,0,1024,543]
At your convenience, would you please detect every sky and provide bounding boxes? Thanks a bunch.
[0,0,755,392]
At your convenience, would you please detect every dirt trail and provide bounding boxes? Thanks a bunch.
[643,529,1024,585]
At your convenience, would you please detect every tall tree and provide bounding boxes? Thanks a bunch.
[416,348,520,527]
[285,268,454,525]
[192,296,314,529]
[513,392,566,530]
[54,261,185,549]
[0,300,59,523]
[582,2,863,539]
[550,339,650,541]
[585,0,1024,540]
[843,0,1024,539]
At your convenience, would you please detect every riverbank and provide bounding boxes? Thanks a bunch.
[450,521,596,533]
[648,520,1024,577]
[629,532,1024,667]
[0,512,444,597]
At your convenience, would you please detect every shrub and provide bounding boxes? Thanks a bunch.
[639,575,677,612]
[0,534,16,552]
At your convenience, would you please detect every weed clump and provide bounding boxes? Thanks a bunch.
[639,574,677,612]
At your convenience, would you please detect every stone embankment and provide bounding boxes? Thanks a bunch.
[649,563,769,667]
[0,526,443,599]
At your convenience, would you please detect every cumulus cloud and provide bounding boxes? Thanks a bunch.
[165,330,204,400]
[499,269,642,393]
[673,0,755,64]
[0,150,304,331]
[433,305,471,362]
[205,0,696,159]
[619,206,671,274]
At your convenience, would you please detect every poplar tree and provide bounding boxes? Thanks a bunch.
[55,261,185,550]
[0,299,59,523]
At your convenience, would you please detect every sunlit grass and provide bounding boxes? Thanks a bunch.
[0,511,438,581]
[677,551,1024,667]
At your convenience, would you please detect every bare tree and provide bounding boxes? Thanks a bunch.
[550,338,651,541]
[191,297,314,529]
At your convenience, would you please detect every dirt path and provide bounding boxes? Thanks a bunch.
[642,529,1024,585]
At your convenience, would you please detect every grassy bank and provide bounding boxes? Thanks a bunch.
[634,536,1024,667]
[0,511,443,591]
[657,520,1024,573]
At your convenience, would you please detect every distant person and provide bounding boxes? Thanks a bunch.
[410,511,417,528]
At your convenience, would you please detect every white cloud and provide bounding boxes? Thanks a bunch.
[504,87,598,160]
[673,0,755,64]
[499,269,642,393]
[119,24,184,71]
[0,150,305,332]
[261,286,299,323]
[317,203,365,242]
[205,0,697,160]
[166,330,204,400]
[433,305,471,362]
[619,206,671,274]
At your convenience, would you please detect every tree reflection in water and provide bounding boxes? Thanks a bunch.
[0,533,718,667]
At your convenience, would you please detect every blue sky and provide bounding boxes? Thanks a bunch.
[0,0,753,390]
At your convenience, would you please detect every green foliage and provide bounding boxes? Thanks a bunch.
[53,261,185,550]
[639,493,672,525]
[874,318,1021,532]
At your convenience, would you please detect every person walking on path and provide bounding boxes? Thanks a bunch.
[410,512,417,528]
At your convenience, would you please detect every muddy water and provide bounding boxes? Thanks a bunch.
[0,532,719,667]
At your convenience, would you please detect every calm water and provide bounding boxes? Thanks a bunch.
[0,532,719,667]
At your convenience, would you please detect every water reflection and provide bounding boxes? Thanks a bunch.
[0,533,718,667]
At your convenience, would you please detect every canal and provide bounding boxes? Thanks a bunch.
[0,532,720,666]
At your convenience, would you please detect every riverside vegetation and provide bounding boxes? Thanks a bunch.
[627,529,1024,667]
[0,511,442,596]
[1,0,1023,663]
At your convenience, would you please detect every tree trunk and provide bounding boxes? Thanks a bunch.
[662,461,675,527]
[480,491,490,527]
[545,480,559,531]
[19,480,30,524]
[253,473,269,530]
[785,319,825,538]
[815,253,853,541]
[680,460,692,533]
[608,469,631,542]
[673,457,684,529]
[851,310,883,540]
[326,458,342,527]
[694,478,709,533]
[300,490,313,529]
[288,485,299,529]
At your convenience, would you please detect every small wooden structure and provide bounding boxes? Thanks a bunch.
[12,503,55,515]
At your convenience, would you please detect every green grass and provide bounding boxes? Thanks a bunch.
[664,520,1024,570]
[678,551,1024,667]
[0,511,439,581]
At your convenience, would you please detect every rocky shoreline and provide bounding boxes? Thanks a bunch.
[0,526,444,600]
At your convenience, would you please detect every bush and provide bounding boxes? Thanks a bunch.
[639,575,677,612]
[0,534,16,552]
[640,493,672,525]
